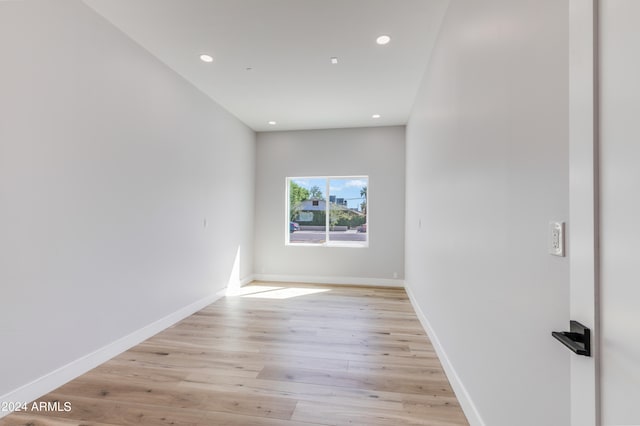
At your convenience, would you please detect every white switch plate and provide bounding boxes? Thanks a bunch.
[549,221,565,257]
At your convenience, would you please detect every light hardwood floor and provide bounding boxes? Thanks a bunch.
[3,282,469,426]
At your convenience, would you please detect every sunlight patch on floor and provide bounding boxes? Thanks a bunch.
[243,287,331,299]
[228,285,331,299]
[226,285,284,297]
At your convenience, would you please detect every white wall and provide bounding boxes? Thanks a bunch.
[600,2,640,424]
[405,1,570,425]
[254,127,405,286]
[0,0,254,404]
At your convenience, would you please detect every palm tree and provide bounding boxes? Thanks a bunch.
[360,186,367,215]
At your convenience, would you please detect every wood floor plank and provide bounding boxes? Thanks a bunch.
[256,365,454,396]
[52,377,298,420]
[8,394,303,426]
[179,374,408,411]
[2,282,468,426]
[292,400,466,426]
[347,360,449,379]
[1,413,118,426]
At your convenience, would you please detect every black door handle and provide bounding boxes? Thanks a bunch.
[552,320,591,357]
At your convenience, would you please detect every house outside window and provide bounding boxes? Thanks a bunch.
[287,176,368,247]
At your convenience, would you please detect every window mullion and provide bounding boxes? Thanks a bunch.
[325,178,330,245]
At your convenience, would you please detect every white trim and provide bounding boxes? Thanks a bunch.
[239,274,256,286]
[569,1,600,425]
[286,175,369,247]
[285,241,369,249]
[0,289,227,419]
[226,274,257,295]
[228,274,256,289]
[404,283,485,426]
[253,274,404,288]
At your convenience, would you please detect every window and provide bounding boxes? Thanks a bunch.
[287,176,368,247]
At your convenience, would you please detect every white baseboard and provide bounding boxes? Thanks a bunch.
[224,274,257,295]
[253,273,404,288]
[404,283,485,426]
[240,274,256,286]
[0,289,227,419]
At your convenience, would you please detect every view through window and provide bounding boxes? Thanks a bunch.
[287,176,368,246]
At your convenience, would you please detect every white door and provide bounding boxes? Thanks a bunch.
[599,1,640,424]
[570,1,640,425]
[569,1,599,425]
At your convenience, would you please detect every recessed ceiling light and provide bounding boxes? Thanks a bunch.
[376,35,391,45]
[268,121,277,125]
[199,54,213,63]
[330,57,338,65]
[372,114,381,119]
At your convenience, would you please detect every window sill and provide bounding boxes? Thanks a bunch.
[286,241,368,248]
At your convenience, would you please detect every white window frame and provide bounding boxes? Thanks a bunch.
[285,175,369,248]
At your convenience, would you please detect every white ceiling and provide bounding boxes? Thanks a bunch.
[82,0,449,132]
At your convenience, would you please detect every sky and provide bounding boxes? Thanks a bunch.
[291,177,367,211]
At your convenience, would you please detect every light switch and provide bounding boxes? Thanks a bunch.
[549,221,565,257]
